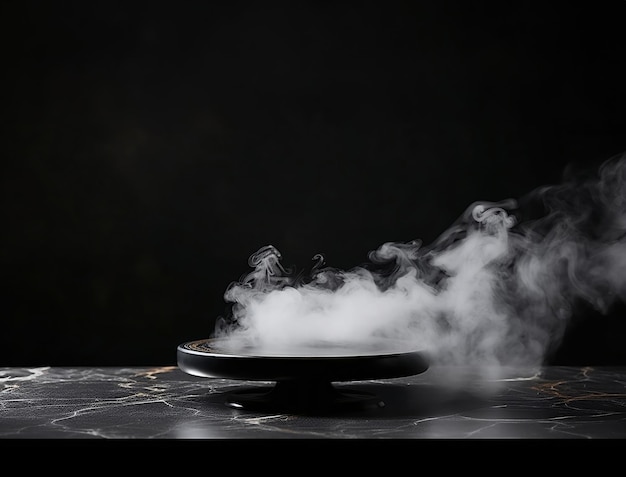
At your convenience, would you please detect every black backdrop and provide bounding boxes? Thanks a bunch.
[2,1,625,366]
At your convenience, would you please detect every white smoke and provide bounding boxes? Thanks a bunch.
[213,154,626,368]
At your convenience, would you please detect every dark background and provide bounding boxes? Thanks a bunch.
[2,1,625,366]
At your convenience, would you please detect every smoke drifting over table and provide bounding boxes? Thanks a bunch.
[214,155,626,367]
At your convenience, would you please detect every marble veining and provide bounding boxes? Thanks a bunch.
[1,365,625,439]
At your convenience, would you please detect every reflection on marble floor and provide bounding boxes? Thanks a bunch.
[1,365,625,438]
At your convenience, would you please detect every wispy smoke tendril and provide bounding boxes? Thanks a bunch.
[214,154,626,367]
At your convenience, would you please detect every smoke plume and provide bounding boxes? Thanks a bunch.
[213,154,626,368]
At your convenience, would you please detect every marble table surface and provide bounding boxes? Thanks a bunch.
[1,365,625,442]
